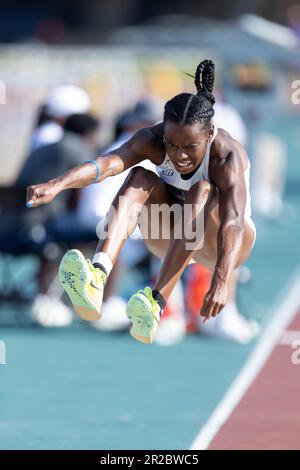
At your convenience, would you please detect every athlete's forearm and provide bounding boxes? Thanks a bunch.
[213,219,244,285]
[26,152,127,208]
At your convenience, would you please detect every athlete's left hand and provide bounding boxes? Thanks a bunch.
[200,277,228,323]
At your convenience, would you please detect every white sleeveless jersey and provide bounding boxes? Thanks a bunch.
[156,127,253,221]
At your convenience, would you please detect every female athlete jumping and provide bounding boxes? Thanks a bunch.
[26,60,256,344]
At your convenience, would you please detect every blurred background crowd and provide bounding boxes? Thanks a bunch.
[1,0,300,347]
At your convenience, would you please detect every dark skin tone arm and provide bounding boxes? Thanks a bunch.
[200,134,248,322]
[26,124,165,207]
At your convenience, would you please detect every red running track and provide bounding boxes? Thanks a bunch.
[209,312,300,450]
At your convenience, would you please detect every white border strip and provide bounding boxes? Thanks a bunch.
[190,266,300,450]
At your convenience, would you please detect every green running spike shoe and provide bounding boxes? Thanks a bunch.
[126,287,161,344]
[59,249,106,321]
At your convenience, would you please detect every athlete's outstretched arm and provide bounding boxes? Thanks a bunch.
[26,126,162,208]
[200,150,247,321]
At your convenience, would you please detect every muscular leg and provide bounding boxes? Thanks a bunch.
[59,166,178,322]
[154,180,255,302]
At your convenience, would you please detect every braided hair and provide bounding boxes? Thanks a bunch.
[164,59,215,131]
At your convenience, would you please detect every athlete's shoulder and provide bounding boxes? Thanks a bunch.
[209,128,248,189]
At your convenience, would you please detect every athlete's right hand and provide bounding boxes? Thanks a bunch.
[26,182,57,208]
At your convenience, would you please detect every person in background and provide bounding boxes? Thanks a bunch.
[77,100,158,332]
[30,85,91,152]
[77,100,186,345]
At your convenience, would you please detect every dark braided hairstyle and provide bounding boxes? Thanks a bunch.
[164,59,215,131]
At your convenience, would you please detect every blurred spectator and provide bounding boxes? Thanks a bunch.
[77,99,186,344]
[30,85,91,151]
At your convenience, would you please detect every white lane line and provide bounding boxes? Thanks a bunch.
[190,266,300,450]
